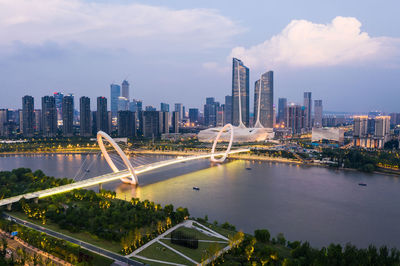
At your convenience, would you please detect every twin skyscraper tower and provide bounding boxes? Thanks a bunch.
[231,58,273,128]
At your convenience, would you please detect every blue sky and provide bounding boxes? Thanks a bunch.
[1,0,399,112]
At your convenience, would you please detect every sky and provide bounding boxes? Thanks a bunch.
[1,0,400,112]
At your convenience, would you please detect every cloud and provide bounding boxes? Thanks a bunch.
[230,16,400,69]
[0,0,243,52]
[202,61,230,75]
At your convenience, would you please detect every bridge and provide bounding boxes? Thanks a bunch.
[0,124,249,208]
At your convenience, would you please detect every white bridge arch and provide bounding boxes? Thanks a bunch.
[97,131,138,185]
[210,123,234,163]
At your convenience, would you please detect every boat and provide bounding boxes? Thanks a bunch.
[358,183,367,187]
[193,187,200,191]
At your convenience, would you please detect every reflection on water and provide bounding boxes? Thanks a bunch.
[1,154,400,248]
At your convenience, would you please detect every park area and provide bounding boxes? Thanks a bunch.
[131,220,237,265]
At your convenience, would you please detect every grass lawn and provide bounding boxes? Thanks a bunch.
[164,226,225,242]
[193,221,236,238]
[136,241,194,265]
[8,211,121,253]
[160,238,227,263]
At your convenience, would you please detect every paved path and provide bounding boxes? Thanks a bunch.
[2,213,144,266]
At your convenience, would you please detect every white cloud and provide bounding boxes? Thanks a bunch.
[0,0,243,51]
[230,16,400,69]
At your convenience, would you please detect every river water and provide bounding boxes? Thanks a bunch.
[1,153,399,249]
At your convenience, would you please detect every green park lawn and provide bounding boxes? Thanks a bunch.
[160,238,226,263]
[193,221,236,238]
[164,226,225,242]
[135,241,194,265]
[8,211,122,253]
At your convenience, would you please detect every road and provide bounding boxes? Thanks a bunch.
[2,213,145,266]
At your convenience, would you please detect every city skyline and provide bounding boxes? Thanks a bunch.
[1,0,400,112]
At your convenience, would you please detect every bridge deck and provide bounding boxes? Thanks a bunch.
[0,149,249,207]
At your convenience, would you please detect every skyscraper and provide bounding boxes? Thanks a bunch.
[254,71,273,128]
[232,58,249,127]
[314,100,323,128]
[118,96,129,111]
[174,103,183,122]
[216,105,224,127]
[22,95,34,137]
[53,92,63,126]
[121,80,130,100]
[172,111,179,133]
[224,95,232,125]
[304,92,312,129]
[34,109,41,133]
[288,104,305,134]
[161,112,169,134]
[118,111,136,137]
[141,111,161,138]
[189,108,199,124]
[97,97,109,133]
[204,97,218,127]
[0,109,7,137]
[42,96,57,137]
[277,98,288,126]
[110,84,121,118]
[160,103,170,112]
[80,97,91,137]
[62,95,74,136]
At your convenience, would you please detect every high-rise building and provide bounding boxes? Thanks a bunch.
[0,109,7,137]
[80,97,91,137]
[314,100,323,128]
[53,92,63,126]
[389,113,400,126]
[161,112,169,134]
[204,97,218,127]
[303,92,312,129]
[42,96,57,137]
[189,108,199,124]
[224,95,232,125]
[216,105,224,127]
[160,103,170,112]
[254,71,273,128]
[174,103,183,122]
[62,95,74,136]
[145,106,156,111]
[91,111,97,136]
[140,111,161,138]
[118,96,129,111]
[118,111,136,137]
[97,97,108,133]
[121,80,130,100]
[277,98,287,126]
[34,109,41,133]
[172,111,179,133]
[288,104,305,134]
[110,84,121,118]
[353,116,368,138]
[232,58,249,127]
[375,116,391,138]
[22,95,34,137]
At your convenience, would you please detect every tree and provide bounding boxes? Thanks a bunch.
[254,229,270,243]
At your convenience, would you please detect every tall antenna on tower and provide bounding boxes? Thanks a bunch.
[254,76,264,128]
[237,63,246,128]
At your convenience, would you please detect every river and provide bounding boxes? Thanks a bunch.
[0,153,399,249]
